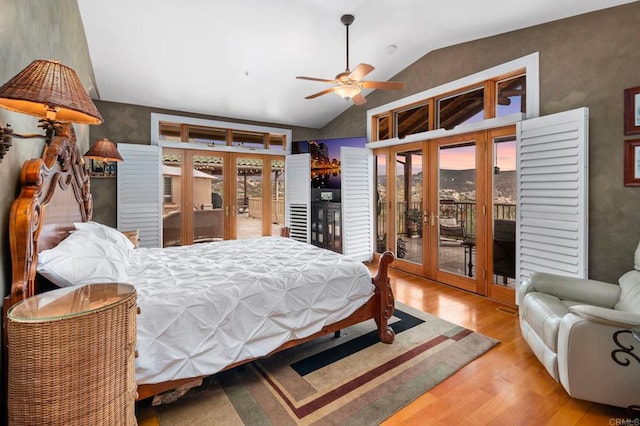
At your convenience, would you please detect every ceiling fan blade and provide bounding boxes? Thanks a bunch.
[361,80,405,90]
[352,93,367,105]
[348,63,374,81]
[296,76,337,83]
[305,87,337,99]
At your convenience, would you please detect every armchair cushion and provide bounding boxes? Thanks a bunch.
[520,292,580,353]
[440,218,458,228]
[615,270,640,313]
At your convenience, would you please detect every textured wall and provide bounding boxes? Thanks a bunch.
[93,100,321,146]
[0,0,95,298]
[320,3,640,283]
[0,0,96,398]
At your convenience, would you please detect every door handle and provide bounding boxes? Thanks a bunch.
[431,212,439,226]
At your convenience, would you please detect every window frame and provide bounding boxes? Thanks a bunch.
[151,113,292,155]
[367,52,539,148]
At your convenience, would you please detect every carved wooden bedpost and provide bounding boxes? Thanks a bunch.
[373,251,395,343]
[6,125,91,308]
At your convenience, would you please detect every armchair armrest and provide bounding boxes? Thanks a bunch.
[518,278,536,305]
[569,305,640,328]
[558,305,640,408]
[524,271,620,308]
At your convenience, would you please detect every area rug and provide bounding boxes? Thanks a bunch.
[154,303,499,425]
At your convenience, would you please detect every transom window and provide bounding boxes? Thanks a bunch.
[437,86,485,130]
[374,73,524,140]
[368,53,539,143]
[496,75,526,118]
[396,103,430,139]
[153,113,291,154]
[189,126,226,145]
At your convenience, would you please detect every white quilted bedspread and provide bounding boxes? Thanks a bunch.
[128,237,374,385]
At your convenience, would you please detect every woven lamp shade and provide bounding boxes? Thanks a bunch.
[0,59,103,124]
[85,138,123,162]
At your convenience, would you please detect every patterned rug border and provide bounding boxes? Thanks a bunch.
[155,303,500,425]
[257,328,474,418]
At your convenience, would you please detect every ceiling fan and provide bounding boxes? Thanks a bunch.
[296,14,405,105]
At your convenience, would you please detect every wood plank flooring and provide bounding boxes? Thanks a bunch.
[381,267,632,425]
[137,266,634,425]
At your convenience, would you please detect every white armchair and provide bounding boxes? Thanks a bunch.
[519,247,640,408]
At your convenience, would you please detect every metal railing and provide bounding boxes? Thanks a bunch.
[377,200,516,241]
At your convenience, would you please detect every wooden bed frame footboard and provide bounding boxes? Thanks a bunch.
[3,131,396,402]
[136,251,395,400]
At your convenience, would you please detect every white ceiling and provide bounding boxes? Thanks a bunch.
[77,0,635,129]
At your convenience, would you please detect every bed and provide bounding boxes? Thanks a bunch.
[3,129,395,401]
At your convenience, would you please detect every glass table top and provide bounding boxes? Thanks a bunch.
[8,283,135,322]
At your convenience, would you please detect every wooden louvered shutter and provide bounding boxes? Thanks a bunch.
[285,153,311,243]
[341,147,374,262]
[117,143,162,248]
[516,107,589,291]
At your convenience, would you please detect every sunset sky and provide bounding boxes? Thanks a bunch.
[377,140,516,174]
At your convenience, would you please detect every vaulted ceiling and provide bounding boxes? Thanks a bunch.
[77,0,635,129]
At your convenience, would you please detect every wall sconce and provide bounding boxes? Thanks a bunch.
[0,59,103,162]
[84,138,123,177]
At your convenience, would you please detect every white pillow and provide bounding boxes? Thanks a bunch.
[74,221,135,256]
[37,228,130,288]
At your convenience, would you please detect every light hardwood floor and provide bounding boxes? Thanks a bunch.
[381,267,632,425]
[137,266,634,425]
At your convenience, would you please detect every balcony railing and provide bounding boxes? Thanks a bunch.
[377,200,516,239]
[247,197,285,224]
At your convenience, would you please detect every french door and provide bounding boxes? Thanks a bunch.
[428,133,485,294]
[161,147,284,246]
[234,154,286,239]
[376,126,516,303]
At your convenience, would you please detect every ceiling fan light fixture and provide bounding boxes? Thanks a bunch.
[296,13,404,104]
[335,84,361,100]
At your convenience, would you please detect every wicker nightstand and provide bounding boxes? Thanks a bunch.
[7,283,137,426]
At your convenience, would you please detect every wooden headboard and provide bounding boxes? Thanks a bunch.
[2,128,92,421]
[5,124,92,310]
